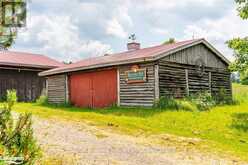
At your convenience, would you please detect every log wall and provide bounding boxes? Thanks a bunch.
[119,63,155,107]
[158,61,232,98]
[47,74,67,104]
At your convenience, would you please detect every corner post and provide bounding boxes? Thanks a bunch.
[155,64,160,100]
[65,74,69,103]
[117,68,120,106]
[185,69,189,96]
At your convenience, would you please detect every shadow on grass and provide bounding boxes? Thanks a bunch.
[33,103,189,118]
[231,113,248,132]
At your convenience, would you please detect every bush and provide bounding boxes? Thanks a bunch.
[241,78,248,85]
[36,95,48,105]
[214,88,235,105]
[154,96,180,110]
[0,90,41,165]
[188,91,216,111]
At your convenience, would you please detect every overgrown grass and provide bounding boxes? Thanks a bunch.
[9,84,248,161]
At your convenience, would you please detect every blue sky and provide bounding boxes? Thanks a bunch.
[11,0,248,62]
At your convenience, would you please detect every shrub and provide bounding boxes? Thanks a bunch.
[154,96,180,110]
[214,88,235,105]
[36,95,48,105]
[0,93,6,102]
[177,100,198,111]
[188,91,216,111]
[0,90,41,165]
[241,77,248,85]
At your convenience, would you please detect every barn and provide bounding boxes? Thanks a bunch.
[40,38,231,108]
[0,51,63,102]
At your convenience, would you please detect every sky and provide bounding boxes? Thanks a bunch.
[11,0,248,62]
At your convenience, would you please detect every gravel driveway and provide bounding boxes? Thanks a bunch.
[32,117,245,165]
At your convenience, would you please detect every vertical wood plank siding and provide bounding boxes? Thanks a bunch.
[119,63,155,107]
[163,44,227,69]
[47,74,67,104]
[0,69,45,101]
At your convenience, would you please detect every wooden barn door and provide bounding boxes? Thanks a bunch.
[69,69,117,108]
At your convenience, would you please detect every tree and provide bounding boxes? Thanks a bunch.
[163,38,176,45]
[0,90,41,165]
[235,0,248,19]
[227,0,248,84]
[0,0,26,49]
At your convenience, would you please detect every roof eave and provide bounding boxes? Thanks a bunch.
[39,57,155,76]
[0,62,61,69]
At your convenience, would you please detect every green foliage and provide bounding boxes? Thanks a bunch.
[0,90,41,165]
[241,76,248,85]
[227,38,248,72]
[188,91,216,111]
[154,96,180,110]
[227,1,248,83]
[0,0,25,49]
[0,93,6,102]
[36,95,48,105]
[214,88,234,105]
[163,38,176,45]
[235,0,248,19]
[5,89,17,110]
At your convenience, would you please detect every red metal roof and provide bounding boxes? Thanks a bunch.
[0,51,64,69]
[40,38,229,76]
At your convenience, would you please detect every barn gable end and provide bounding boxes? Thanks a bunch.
[161,43,228,69]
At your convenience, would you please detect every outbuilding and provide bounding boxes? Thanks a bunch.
[40,38,231,108]
[0,51,63,101]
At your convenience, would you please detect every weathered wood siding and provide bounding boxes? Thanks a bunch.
[119,63,155,107]
[162,44,227,69]
[158,61,231,98]
[0,69,45,101]
[47,74,67,104]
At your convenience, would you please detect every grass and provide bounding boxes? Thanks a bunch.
[8,83,248,161]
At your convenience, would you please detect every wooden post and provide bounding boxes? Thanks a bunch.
[209,72,212,94]
[185,69,189,96]
[45,78,48,96]
[155,64,160,100]
[65,74,69,103]
[117,68,120,106]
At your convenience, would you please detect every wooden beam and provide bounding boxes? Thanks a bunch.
[117,68,120,106]
[185,69,189,96]
[209,72,212,94]
[65,74,69,103]
[155,64,159,99]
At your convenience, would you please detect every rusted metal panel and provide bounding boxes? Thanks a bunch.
[69,69,117,108]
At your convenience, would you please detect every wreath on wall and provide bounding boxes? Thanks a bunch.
[195,58,206,77]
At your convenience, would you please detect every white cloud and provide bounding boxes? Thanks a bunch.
[106,18,128,38]
[13,14,112,62]
[140,0,218,10]
[151,28,169,35]
[182,9,248,61]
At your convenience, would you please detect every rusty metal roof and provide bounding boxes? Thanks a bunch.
[39,38,230,76]
[0,51,64,69]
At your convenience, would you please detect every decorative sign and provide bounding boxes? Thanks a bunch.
[126,68,147,83]
[195,58,205,77]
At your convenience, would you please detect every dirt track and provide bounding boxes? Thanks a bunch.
[32,117,245,165]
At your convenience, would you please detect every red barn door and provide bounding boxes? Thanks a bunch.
[69,69,117,108]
